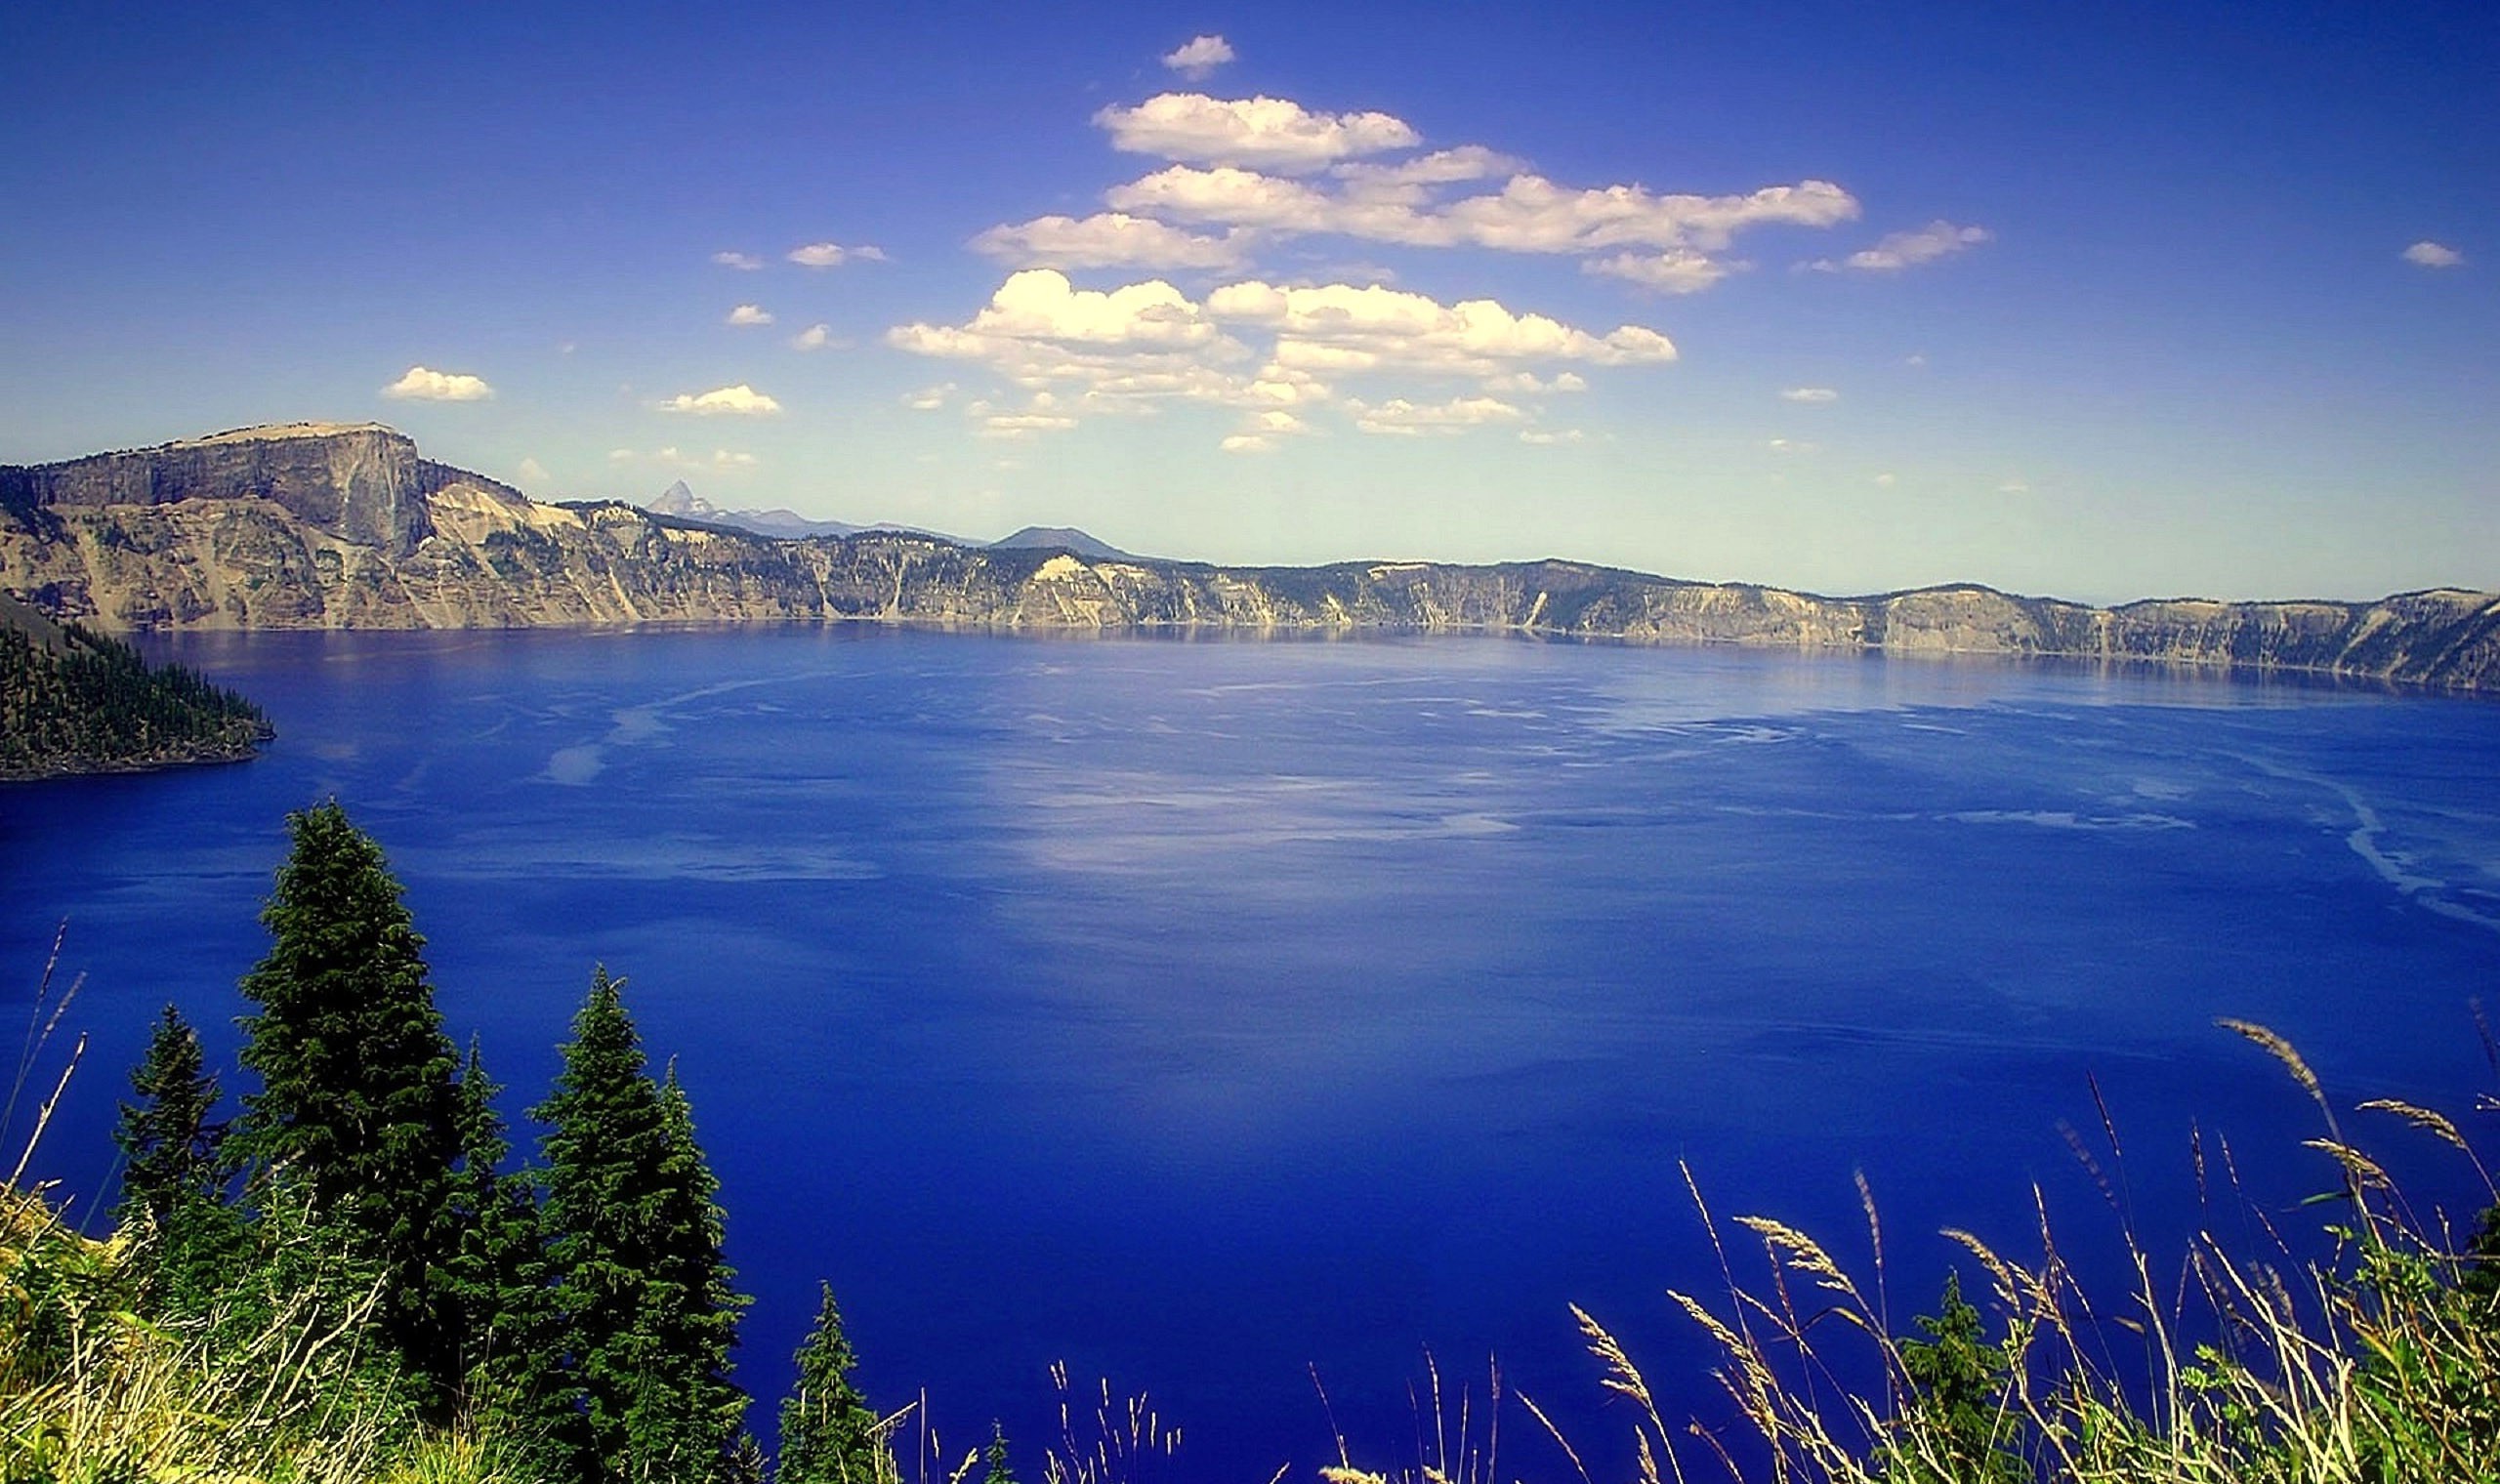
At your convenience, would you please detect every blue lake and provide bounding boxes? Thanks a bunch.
[4,628,2497,1478]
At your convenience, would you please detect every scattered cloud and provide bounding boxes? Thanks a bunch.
[896,268,1230,352]
[1903,352,1929,367]
[1584,250,1734,294]
[713,251,764,270]
[1484,370,1588,394]
[614,446,760,472]
[517,457,550,485]
[1873,472,1897,487]
[657,384,783,416]
[1779,386,1839,403]
[1096,93,1420,173]
[973,212,1251,270]
[904,383,956,410]
[1161,34,1234,79]
[1808,220,1991,272]
[727,304,775,326]
[1206,279,1675,375]
[788,241,886,268]
[1519,429,1587,445]
[1997,479,2030,493]
[889,268,1676,446]
[2403,239,2465,268]
[383,365,494,401]
[1113,164,1856,262]
[1347,394,1526,435]
[791,323,835,350]
[980,410,1080,438]
[1765,437,1819,454]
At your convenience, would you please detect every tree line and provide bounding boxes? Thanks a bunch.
[0,610,270,777]
[111,800,921,1484]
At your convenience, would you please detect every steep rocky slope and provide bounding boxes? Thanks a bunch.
[6,424,2499,690]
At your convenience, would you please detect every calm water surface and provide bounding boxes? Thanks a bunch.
[5,629,2497,1476]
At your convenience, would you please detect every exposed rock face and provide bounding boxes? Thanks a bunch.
[6,425,2500,691]
[2,423,435,556]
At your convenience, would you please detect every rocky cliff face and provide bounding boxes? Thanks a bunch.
[7,425,2500,690]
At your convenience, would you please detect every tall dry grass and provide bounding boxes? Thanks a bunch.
[1507,1018,2500,1484]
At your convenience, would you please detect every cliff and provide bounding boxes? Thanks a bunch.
[6,424,2499,691]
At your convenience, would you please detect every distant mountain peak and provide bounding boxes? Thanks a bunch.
[651,480,713,516]
[990,526,1142,562]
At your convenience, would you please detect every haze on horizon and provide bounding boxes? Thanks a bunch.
[1,1,2491,604]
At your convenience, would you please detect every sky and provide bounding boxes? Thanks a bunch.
[1,0,2493,602]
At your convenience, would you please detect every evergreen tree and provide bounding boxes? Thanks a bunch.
[649,1063,751,1452]
[981,1420,1016,1484]
[109,1004,247,1321]
[112,1004,228,1228]
[778,1282,888,1484]
[539,968,751,1482]
[232,800,465,1393]
[1883,1272,2025,1484]
[446,1038,577,1466]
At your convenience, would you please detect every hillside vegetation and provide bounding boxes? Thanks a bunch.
[3,804,2496,1482]
[0,591,269,779]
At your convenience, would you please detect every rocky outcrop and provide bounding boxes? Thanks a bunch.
[6,424,2499,691]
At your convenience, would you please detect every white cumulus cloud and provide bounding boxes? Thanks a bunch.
[1780,387,1839,403]
[981,411,1080,438]
[1346,394,1526,436]
[657,385,783,416]
[727,304,774,326]
[2403,240,2465,268]
[904,383,956,411]
[906,268,1228,350]
[1584,250,1733,294]
[1161,34,1234,79]
[712,250,763,270]
[1519,429,1586,445]
[890,270,1676,445]
[383,365,494,401]
[972,212,1250,270]
[788,241,886,268]
[1096,93,1420,173]
[791,323,835,350]
[1808,221,1992,272]
[1206,279,1676,375]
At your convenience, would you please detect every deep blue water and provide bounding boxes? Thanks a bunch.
[4,628,2497,1478]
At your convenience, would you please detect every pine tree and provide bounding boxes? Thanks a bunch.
[539,967,751,1482]
[111,1003,245,1319]
[778,1282,888,1484]
[113,1004,227,1228]
[445,1038,576,1466]
[232,800,465,1392]
[982,1420,1016,1484]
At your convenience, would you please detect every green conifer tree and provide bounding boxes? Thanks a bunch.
[112,1004,227,1227]
[778,1282,888,1484]
[1883,1272,2025,1484]
[232,800,466,1393]
[110,1003,247,1318]
[446,1038,578,1467]
[539,968,751,1482]
[982,1420,1016,1484]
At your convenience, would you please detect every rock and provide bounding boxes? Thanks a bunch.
[6,425,2500,691]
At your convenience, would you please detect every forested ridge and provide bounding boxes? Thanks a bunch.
[0,592,269,778]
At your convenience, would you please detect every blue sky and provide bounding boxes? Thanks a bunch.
[2,0,2491,600]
